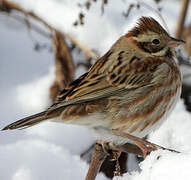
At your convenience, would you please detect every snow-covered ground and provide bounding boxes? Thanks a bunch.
[0,0,191,180]
[115,101,191,180]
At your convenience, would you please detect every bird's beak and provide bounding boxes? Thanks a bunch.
[168,37,185,48]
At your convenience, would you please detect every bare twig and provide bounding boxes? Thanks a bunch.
[181,25,191,56]
[86,134,179,180]
[7,14,52,39]
[112,143,143,156]
[85,143,108,180]
[0,0,54,31]
[50,31,75,101]
[82,142,141,179]
[175,0,189,39]
[65,33,99,59]
[122,4,135,18]
[85,142,142,180]
[0,0,98,60]
[101,0,108,15]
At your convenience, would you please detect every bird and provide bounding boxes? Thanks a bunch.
[2,17,184,156]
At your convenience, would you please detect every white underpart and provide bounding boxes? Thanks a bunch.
[61,113,108,127]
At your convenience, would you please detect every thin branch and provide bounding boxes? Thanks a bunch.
[112,143,143,156]
[85,143,108,180]
[50,31,75,101]
[8,14,52,38]
[175,0,189,39]
[0,0,54,31]
[65,33,99,59]
[0,0,98,60]
[122,4,135,18]
[85,142,142,180]
[86,134,179,180]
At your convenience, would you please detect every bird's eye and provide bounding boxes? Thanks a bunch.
[152,39,160,45]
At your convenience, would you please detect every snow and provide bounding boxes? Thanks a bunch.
[149,101,191,152]
[16,67,54,112]
[0,138,106,180]
[114,150,191,180]
[114,100,191,180]
[0,0,191,180]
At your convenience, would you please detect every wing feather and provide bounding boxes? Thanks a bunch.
[47,54,163,113]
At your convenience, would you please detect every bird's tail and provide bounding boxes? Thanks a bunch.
[2,110,58,130]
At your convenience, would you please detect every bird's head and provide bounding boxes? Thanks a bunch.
[127,17,185,57]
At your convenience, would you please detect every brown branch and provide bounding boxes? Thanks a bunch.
[122,4,135,19]
[86,133,180,180]
[0,0,98,60]
[50,31,75,101]
[82,142,142,179]
[85,143,108,180]
[8,14,52,39]
[181,24,191,56]
[85,142,143,180]
[175,0,189,39]
[174,1,191,68]
[0,0,54,31]
[64,33,99,59]
[112,143,143,156]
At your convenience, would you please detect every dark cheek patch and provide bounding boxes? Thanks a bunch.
[140,42,164,53]
[140,42,151,53]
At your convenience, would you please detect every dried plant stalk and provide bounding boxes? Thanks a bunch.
[0,0,98,60]
[175,0,189,39]
[85,143,108,180]
[50,31,75,100]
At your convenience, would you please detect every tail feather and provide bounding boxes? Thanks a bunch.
[2,111,49,130]
[2,106,65,131]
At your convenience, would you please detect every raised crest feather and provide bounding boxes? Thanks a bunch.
[130,17,169,36]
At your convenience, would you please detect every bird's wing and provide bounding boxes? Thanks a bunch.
[47,51,164,113]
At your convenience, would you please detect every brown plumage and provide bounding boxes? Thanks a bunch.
[130,17,169,36]
[2,17,184,155]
